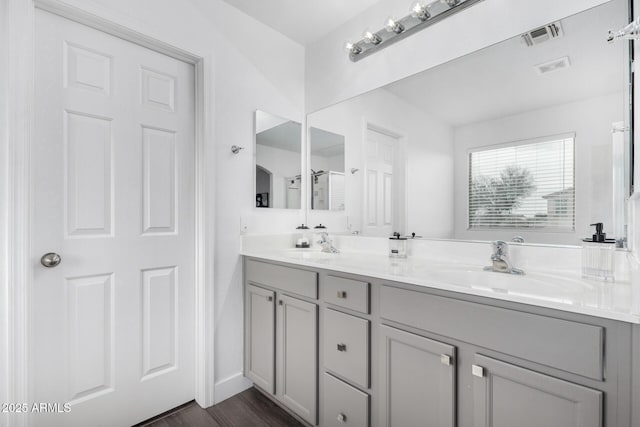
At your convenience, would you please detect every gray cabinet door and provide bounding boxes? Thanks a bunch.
[277,294,318,425]
[245,284,276,393]
[472,354,603,427]
[379,325,456,427]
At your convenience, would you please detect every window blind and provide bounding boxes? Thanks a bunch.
[468,136,574,231]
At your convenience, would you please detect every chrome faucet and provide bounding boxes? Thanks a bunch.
[484,240,524,275]
[318,232,339,253]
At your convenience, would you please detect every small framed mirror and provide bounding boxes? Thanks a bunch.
[309,127,346,211]
[254,110,302,209]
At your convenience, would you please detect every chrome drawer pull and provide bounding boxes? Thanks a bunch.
[337,343,347,352]
[440,354,451,366]
[337,291,347,298]
[337,413,347,423]
[472,364,485,378]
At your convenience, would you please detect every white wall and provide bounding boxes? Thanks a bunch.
[452,92,624,245]
[43,0,306,403]
[305,0,609,112]
[310,153,345,174]
[307,88,454,236]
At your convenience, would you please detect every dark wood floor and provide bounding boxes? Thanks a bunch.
[136,387,304,427]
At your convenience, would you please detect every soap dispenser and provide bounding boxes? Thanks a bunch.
[389,232,408,258]
[582,222,616,281]
[295,224,310,248]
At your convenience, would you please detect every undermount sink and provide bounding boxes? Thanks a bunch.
[425,266,592,297]
[282,249,336,260]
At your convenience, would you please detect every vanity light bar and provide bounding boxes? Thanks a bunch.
[344,0,484,62]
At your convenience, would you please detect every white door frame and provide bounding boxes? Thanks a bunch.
[2,1,216,425]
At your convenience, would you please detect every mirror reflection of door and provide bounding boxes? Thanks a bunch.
[364,126,405,237]
[254,110,302,209]
[309,127,346,211]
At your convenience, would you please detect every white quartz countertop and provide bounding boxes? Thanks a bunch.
[241,248,640,324]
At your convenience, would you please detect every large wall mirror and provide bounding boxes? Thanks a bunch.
[307,0,632,246]
[255,110,302,209]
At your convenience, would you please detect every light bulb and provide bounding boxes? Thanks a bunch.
[410,1,430,21]
[343,41,362,55]
[362,29,382,44]
[385,17,405,34]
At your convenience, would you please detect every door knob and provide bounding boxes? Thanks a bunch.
[40,252,61,268]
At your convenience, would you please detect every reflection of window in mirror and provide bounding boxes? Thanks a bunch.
[468,134,575,231]
[309,127,345,211]
[254,110,302,210]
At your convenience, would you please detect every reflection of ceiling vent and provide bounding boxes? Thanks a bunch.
[535,56,571,75]
[521,22,564,46]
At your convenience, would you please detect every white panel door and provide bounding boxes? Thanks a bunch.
[32,10,195,427]
[364,128,397,236]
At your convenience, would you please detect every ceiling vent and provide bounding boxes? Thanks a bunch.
[521,22,564,46]
[535,56,571,75]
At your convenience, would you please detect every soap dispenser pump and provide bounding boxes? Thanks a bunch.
[582,222,616,281]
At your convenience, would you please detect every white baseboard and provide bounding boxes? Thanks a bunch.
[214,372,253,404]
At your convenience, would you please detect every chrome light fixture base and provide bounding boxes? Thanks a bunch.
[347,0,484,62]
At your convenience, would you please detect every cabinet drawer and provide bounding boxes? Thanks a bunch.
[323,373,369,427]
[322,275,369,314]
[246,259,317,299]
[380,285,604,380]
[324,309,370,388]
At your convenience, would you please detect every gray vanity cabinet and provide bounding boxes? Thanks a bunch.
[244,257,633,427]
[379,325,456,427]
[276,294,318,425]
[244,259,319,425]
[245,284,276,393]
[472,354,603,427]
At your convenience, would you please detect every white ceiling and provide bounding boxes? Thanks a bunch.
[220,0,381,45]
[257,121,302,152]
[384,0,627,127]
[310,127,345,157]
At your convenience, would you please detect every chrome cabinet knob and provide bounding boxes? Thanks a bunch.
[40,252,61,268]
[337,413,347,423]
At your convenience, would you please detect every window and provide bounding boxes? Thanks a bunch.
[468,135,574,231]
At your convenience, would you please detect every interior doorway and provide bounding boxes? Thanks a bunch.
[30,9,198,426]
[362,125,406,237]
